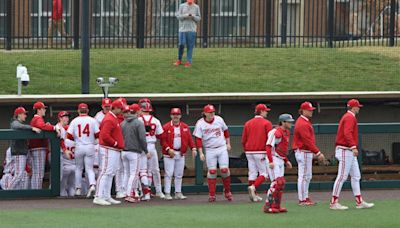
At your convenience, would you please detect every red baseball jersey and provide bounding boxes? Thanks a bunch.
[161,121,196,156]
[29,114,55,149]
[99,112,124,150]
[266,127,290,163]
[292,115,320,154]
[242,115,272,153]
[335,111,358,149]
[52,0,63,20]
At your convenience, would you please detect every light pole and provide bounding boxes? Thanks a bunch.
[96,77,119,98]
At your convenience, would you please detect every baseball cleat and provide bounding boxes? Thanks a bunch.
[298,200,307,206]
[125,197,140,203]
[142,193,151,201]
[224,192,233,201]
[174,60,182,66]
[156,192,166,199]
[86,185,96,198]
[264,207,280,214]
[93,197,111,206]
[356,201,374,209]
[254,195,263,202]
[305,198,317,206]
[164,194,173,200]
[248,185,257,202]
[75,188,81,197]
[106,198,121,205]
[116,191,126,199]
[208,195,216,202]
[279,207,288,213]
[174,192,187,200]
[330,202,349,210]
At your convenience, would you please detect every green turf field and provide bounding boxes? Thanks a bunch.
[0,47,399,95]
[0,200,398,228]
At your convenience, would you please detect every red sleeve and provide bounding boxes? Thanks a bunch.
[195,137,203,149]
[32,117,55,131]
[343,117,356,148]
[224,130,230,138]
[67,132,74,141]
[266,145,273,163]
[60,138,66,151]
[161,126,170,153]
[299,124,320,154]
[241,124,248,148]
[101,120,117,147]
[266,121,273,135]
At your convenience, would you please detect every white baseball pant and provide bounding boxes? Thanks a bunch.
[246,153,268,181]
[205,147,229,170]
[122,151,140,197]
[295,150,314,201]
[139,152,149,187]
[163,152,185,194]
[266,156,285,181]
[114,156,124,194]
[332,147,361,198]
[0,173,13,190]
[147,143,162,193]
[29,148,47,189]
[94,144,101,178]
[95,147,121,200]
[8,155,27,190]
[74,144,96,189]
[60,156,76,197]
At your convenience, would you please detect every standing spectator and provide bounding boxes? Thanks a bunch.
[245,104,273,202]
[94,100,125,206]
[330,99,374,210]
[9,107,41,190]
[292,102,326,206]
[48,0,71,47]
[161,108,197,200]
[174,0,201,68]
[29,102,59,189]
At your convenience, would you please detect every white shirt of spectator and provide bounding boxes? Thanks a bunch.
[67,115,100,145]
[193,116,228,149]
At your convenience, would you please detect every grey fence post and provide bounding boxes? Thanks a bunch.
[202,0,209,48]
[265,0,272,48]
[81,0,90,94]
[281,0,287,45]
[136,0,145,48]
[328,0,335,48]
[5,0,12,50]
[73,0,80,50]
[389,0,396,47]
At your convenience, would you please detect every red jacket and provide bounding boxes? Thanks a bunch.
[29,114,55,149]
[292,115,320,154]
[336,111,358,149]
[242,116,272,153]
[99,112,124,151]
[161,121,196,156]
[266,127,290,163]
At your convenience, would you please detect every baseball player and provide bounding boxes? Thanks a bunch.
[193,104,232,202]
[0,148,14,190]
[9,107,41,190]
[244,104,273,202]
[94,99,125,206]
[67,103,100,198]
[29,101,59,189]
[263,114,294,214]
[138,98,165,199]
[330,99,374,210]
[121,104,148,203]
[94,98,112,178]
[161,108,197,200]
[55,111,76,197]
[115,97,127,199]
[293,102,326,206]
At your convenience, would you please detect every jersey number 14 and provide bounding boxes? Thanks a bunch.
[77,124,90,137]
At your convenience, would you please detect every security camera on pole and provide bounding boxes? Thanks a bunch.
[96,76,119,98]
[16,64,30,96]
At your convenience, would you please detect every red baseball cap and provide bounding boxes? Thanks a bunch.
[112,100,125,109]
[102,98,112,107]
[78,103,89,110]
[117,97,127,105]
[57,111,70,119]
[171,108,182,115]
[130,104,141,113]
[139,98,151,104]
[203,104,216,113]
[14,107,28,117]
[122,105,131,113]
[255,104,271,113]
[347,99,363,108]
[33,101,47,110]
[300,102,316,111]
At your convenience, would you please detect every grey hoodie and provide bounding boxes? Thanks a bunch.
[121,114,148,154]
[10,118,33,156]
